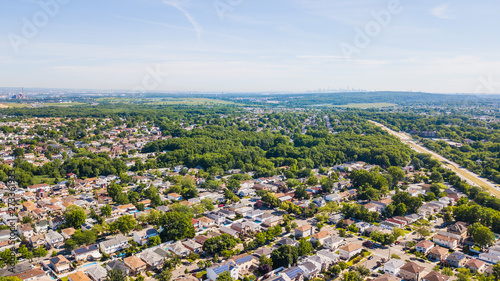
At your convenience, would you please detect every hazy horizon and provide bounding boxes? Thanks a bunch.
[2,0,500,94]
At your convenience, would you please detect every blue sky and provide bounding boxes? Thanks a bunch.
[1,0,500,93]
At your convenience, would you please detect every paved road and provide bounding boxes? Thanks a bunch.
[370,120,500,198]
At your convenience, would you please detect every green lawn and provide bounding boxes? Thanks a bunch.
[33,175,56,185]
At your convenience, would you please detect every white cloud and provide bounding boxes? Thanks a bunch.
[431,4,453,19]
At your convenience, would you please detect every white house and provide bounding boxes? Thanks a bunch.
[479,252,500,264]
[433,234,458,249]
[99,235,129,254]
[323,236,345,250]
[168,241,191,257]
[299,260,322,279]
[72,244,101,262]
[45,230,64,248]
[207,261,239,281]
[86,265,107,281]
[383,259,405,276]
[415,240,434,254]
[132,227,159,246]
[310,231,331,245]
[167,193,182,201]
[339,243,362,260]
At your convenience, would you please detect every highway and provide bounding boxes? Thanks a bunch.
[369,120,500,198]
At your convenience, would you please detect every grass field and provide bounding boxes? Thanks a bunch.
[33,175,56,185]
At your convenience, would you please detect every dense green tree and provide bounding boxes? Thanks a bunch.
[215,272,233,281]
[298,238,313,256]
[271,245,298,269]
[112,215,136,235]
[107,269,127,281]
[63,205,87,228]
[159,211,195,241]
[203,234,238,255]
[469,223,495,247]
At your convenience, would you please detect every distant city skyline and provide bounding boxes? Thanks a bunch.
[1,0,499,94]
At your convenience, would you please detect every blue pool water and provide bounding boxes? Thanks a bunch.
[82,262,97,268]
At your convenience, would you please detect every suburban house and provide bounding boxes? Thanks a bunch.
[281,266,304,281]
[182,240,203,253]
[433,234,458,249]
[428,246,449,261]
[445,252,468,268]
[45,230,64,248]
[139,251,164,270]
[373,274,399,281]
[72,244,102,262]
[168,241,191,257]
[99,235,129,254]
[167,193,182,201]
[339,243,362,260]
[50,255,71,273]
[422,271,449,281]
[61,227,75,239]
[207,261,239,281]
[399,262,425,281]
[67,271,91,281]
[262,216,283,228]
[198,217,216,228]
[132,227,159,246]
[124,256,147,276]
[465,258,486,273]
[106,260,129,275]
[276,237,299,247]
[315,249,340,268]
[229,254,253,271]
[310,231,331,245]
[18,223,34,238]
[86,265,107,281]
[323,236,345,250]
[479,252,500,264]
[30,234,46,248]
[295,224,314,238]
[448,222,468,239]
[12,268,45,281]
[383,259,405,276]
[253,248,272,259]
[299,261,321,279]
[35,220,49,233]
[415,240,434,254]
